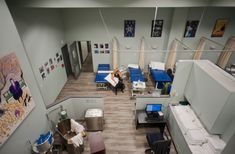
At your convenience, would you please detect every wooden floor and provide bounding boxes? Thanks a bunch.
[56,72,177,154]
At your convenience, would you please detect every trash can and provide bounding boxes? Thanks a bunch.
[85,109,103,131]
[57,119,84,154]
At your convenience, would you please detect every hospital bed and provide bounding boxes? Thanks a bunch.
[128,65,146,97]
[95,64,111,90]
[148,61,172,89]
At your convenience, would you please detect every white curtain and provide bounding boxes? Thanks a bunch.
[165,39,178,70]
[217,36,235,69]
[139,37,145,70]
[112,37,118,69]
[193,37,206,60]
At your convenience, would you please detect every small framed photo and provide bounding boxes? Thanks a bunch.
[100,44,104,49]
[105,43,109,49]
[105,50,110,54]
[51,65,55,71]
[46,68,50,74]
[39,66,44,74]
[100,50,104,54]
[41,73,46,79]
[49,58,53,65]
[44,61,48,67]
[94,50,99,54]
[94,43,98,48]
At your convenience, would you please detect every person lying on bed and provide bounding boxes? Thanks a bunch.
[111,69,125,95]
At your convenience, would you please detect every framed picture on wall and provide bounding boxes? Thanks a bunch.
[94,43,98,49]
[151,20,164,37]
[124,20,135,37]
[183,20,199,37]
[211,19,229,37]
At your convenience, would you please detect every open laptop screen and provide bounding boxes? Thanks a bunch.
[146,104,162,112]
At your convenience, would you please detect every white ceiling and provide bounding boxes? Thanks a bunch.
[6,0,235,8]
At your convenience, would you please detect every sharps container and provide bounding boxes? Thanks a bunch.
[85,109,103,131]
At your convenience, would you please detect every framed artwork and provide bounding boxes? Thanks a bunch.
[0,53,35,147]
[39,66,44,74]
[183,20,199,37]
[211,19,229,37]
[49,58,53,65]
[46,68,50,74]
[100,50,104,54]
[50,65,55,71]
[105,50,110,54]
[41,73,46,79]
[100,44,104,49]
[105,43,109,49]
[151,20,164,37]
[56,52,59,58]
[124,20,135,37]
[94,50,99,54]
[44,61,48,67]
[94,43,98,49]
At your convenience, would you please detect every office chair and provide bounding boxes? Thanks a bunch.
[145,132,171,154]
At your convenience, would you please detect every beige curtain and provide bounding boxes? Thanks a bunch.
[193,37,206,60]
[165,39,178,70]
[217,36,235,69]
[139,37,145,70]
[112,37,118,69]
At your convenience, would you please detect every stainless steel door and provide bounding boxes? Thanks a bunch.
[69,41,81,79]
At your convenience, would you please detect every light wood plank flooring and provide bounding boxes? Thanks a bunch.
[56,72,177,154]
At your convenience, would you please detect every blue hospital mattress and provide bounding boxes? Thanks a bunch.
[98,64,110,71]
[95,73,109,83]
[150,68,172,89]
[129,67,144,82]
[130,73,144,82]
[129,67,142,74]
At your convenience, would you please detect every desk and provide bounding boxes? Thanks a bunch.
[135,110,166,134]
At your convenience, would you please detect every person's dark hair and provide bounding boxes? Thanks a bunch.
[167,69,173,75]
[167,68,174,80]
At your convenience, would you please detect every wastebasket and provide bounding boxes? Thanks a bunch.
[85,109,104,131]
[57,119,84,154]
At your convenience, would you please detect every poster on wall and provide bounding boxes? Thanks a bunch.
[183,20,199,37]
[211,19,229,37]
[124,20,135,37]
[0,53,35,147]
[151,20,164,37]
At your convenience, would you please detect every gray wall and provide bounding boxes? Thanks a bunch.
[9,8,68,106]
[62,8,173,70]
[181,7,235,65]
[0,1,49,153]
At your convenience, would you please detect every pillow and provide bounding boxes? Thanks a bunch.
[97,70,113,74]
[150,61,165,70]
[104,73,119,87]
[128,64,139,69]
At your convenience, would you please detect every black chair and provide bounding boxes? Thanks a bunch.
[145,132,171,154]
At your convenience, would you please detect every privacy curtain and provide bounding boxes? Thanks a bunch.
[217,36,235,69]
[112,37,118,69]
[165,39,178,70]
[193,37,206,60]
[139,37,145,70]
